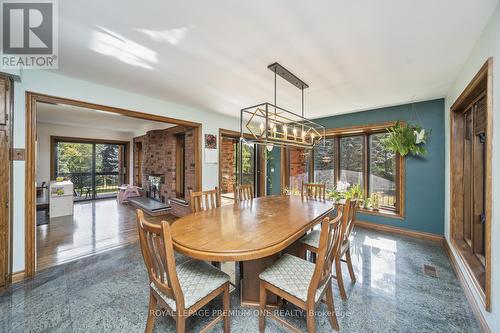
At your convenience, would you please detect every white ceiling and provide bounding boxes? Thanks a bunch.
[56,0,499,119]
[37,102,174,136]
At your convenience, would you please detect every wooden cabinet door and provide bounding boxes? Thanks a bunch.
[0,76,11,287]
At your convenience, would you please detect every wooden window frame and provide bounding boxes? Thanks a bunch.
[449,58,492,311]
[305,122,405,219]
[50,136,130,188]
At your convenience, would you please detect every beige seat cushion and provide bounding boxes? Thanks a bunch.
[300,229,321,249]
[301,230,349,254]
[259,254,327,303]
[151,259,229,311]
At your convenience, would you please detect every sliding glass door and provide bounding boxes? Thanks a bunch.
[54,138,127,201]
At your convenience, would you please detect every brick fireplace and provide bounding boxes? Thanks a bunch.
[133,126,196,208]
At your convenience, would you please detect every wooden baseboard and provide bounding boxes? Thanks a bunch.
[354,220,444,242]
[10,271,26,284]
[443,240,491,333]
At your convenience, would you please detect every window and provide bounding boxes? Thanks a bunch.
[307,124,404,217]
[339,136,364,188]
[53,137,128,201]
[313,138,335,190]
[369,133,396,210]
[239,142,256,189]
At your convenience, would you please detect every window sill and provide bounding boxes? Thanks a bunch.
[357,207,404,220]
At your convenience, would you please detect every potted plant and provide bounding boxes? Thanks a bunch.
[345,183,364,207]
[327,181,350,204]
[363,197,372,209]
[370,192,381,211]
[383,121,430,157]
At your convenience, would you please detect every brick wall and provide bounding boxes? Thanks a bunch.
[133,126,196,203]
[289,147,309,192]
[220,137,236,193]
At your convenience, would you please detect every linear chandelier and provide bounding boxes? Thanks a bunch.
[240,62,325,150]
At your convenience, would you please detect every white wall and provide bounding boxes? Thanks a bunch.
[11,70,239,273]
[36,122,135,184]
[444,3,500,332]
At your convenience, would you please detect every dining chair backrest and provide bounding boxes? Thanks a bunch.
[233,184,254,202]
[136,209,184,309]
[189,187,220,213]
[341,198,358,242]
[307,213,343,303]
[301,183,326,200]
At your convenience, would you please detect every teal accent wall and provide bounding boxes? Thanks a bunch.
[266,147,282,195]
[315,99,445,235]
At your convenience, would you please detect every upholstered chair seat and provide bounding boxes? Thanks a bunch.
[259,215,344,333]
[301,231,350,253]
[259,254,327,303]
[136,210,231,333]
[150,259,229,311]
[300,229,321,249]
[299,199,358,301]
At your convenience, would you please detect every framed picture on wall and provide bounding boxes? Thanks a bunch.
[205,134,217,149]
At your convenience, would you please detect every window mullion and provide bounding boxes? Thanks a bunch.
[364,134,369,198]
[334,136,340,186]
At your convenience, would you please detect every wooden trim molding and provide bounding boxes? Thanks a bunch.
[324,121,398,136]
[443,240,491,333]
[25,92,203,277]
[0,74,13,288]
[449,58,492,311]
[354,220,443,242]
[11,270,26,284]
[357,207,404,220]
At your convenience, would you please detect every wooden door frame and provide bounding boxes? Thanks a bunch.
[449,58,492,311]
[218,128,268,197]
[25,92,203,277]
[0,74,13,287]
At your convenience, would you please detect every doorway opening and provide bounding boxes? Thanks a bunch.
[26,93,202,276]
[219,129,266,204]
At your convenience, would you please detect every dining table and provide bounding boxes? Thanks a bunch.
[171,194,334,306]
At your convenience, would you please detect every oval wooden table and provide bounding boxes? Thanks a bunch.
[171,195,333,306]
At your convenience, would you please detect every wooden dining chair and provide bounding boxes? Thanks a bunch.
[300,198,358,300]
[233,184,254,202]
[301,183,326,200]
[136,209,231,333]
[259,214,343,333]
[189,187,220,212]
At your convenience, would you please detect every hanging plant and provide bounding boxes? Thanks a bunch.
[383,121,430,156]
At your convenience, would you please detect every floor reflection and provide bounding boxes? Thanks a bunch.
[4,224,480,332]
[36,198,176,271]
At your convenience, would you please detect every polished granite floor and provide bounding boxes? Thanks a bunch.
[0,227,479,332]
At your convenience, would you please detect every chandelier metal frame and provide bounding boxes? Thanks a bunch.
[239,62,325,150]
